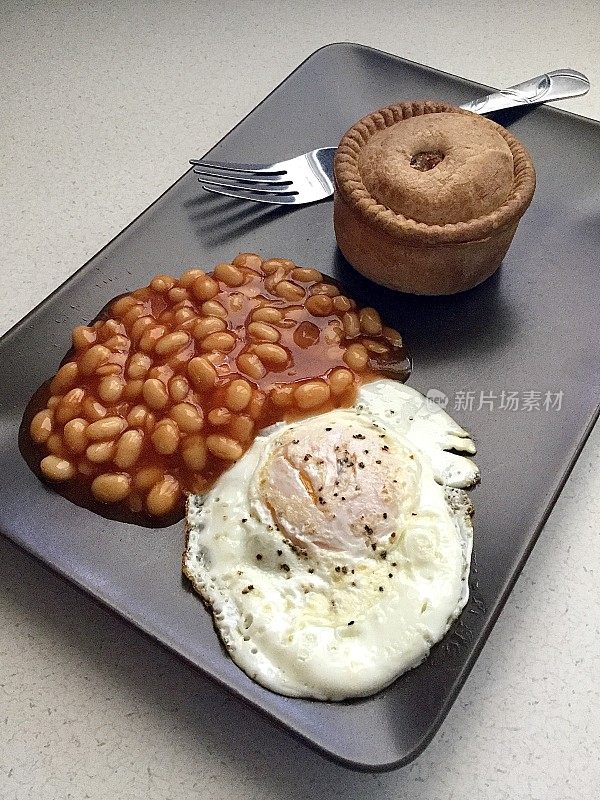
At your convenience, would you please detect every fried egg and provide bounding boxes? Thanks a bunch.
[183,380,479,700]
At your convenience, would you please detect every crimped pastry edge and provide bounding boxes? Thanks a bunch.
[334,100,536,246]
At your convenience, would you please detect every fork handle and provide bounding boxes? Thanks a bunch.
[460,68,590,115]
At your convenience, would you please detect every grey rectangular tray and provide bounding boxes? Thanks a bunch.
[1,44,599,771]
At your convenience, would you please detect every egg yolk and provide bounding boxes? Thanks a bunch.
[258,420,420,556]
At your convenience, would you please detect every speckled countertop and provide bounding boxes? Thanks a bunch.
[1,2,598,798]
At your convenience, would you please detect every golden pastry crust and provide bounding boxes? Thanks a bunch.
[358,112,515,225]
[333,101,536,294]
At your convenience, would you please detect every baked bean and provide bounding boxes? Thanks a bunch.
[359,307,382,336]
[167,287,189,304]
[96,363,122,377]
[142,378,169,411]
[333,295,352,313]
[228,414,253,443]
[50,361,79,394]
[225,378,252,412]
[123,378,144,400]
[294,380,331,410]
[91,473,132,503]
[188,356,217,388]
[270,385,294,407]
[293,320,320,348]
[306,294,333,317]
[264,268,286,292]
[98,374,125,404]
[63,417,88,454]
[114,429,144,469]
[290,267,323,283]
[233,253,263,270]
[207,407,232,426]
[363,339,389,354]
[63,387,85,406]
[193,317,226,340]
[215,262,244,287]
[251,307,283,325]
[146,475,181,516]
[130,315,154,342]
[30,409,54,443]
[342,311,360,338]
[247,321,280,343]
[82,397,107,421]
[170,402,204,433]
[207,434,243,461]
[111,295,138,317]
[79,345,112,376]
[139,325,166,353]
[179,268,205,288]
[174,307,196,326]
[86,441,116,463]
[55,388,85,425]
[168,375,189,402]
[310,283,339,297]
[200,331,236,353]
[127,405,149,428]
[127,352,152,379]
[151,419,180,455]
[192,275,219,301]
[150,275,176,293]
[274,280,305,301]
[154,331,190,358]
[247,390,266,420]
[258,259,282,275]
[236,352,266,380]
[178,317,198,334]
[40,455,75,481]
[382,326,403,346]
[343,342,369,371]
[104,334,129,352]
[86,415,127,441]
[133,286,152,299]
[202,299,228,319]
[260,257,293,273]
[253,343,288,367]
[134,466,164,491]
[101,319,124,337]
[46,433,66,456]
[329,367,354,396]
[122,304,147,328]
[181,435,207,471]
[47,396,61,409]
[72,325,97,350]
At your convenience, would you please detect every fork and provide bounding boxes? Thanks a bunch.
[190,68,589,206]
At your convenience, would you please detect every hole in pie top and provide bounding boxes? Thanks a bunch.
[410,151,445,172]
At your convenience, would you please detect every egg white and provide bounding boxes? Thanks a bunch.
[183,380,479,701]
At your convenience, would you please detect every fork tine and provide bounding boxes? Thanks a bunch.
[200,179,296,196]
[189,158,285,176]
[193,168,291,186]
[201,185,298,205]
